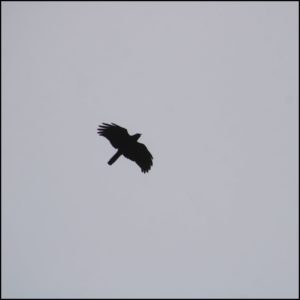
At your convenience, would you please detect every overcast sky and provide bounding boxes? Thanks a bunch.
[2,2,299,298]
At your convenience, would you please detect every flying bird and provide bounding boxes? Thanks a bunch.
[97,123,153,173]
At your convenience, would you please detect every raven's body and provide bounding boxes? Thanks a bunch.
[97,123,153,173]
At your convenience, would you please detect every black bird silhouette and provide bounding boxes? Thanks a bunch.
[97,123,153,173]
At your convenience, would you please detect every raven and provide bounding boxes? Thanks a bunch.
[97,123,153,173]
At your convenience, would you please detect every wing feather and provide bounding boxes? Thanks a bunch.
[97,123,129,149]
[123,142,153,173]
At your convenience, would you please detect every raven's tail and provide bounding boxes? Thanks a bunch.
[108,150,122,165]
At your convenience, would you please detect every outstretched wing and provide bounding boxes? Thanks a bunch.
[123,142,153,173]
[97,123,130,149]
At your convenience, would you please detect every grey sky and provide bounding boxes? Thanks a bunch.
[2,2,299,298]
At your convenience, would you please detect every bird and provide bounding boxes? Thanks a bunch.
[97,123,153,173]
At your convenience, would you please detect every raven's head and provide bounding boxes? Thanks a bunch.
[132,133,141,141]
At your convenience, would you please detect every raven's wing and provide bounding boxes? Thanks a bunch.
[123,142,153,173]
[97,123,130,149]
